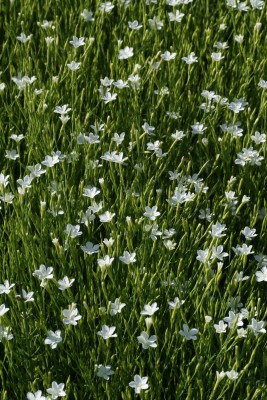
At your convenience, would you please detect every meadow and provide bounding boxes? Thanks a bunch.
[0,0,267,398]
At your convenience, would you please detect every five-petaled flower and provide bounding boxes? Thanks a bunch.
[46,381,66,399]
[137,332,157,349]
[62,304,81,325]
[97,325,117,340]
[129,375,149,394]
[179,324,198,340]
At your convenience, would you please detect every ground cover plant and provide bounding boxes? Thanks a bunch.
[0,0,266,398]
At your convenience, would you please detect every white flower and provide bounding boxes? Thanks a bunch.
[28,164,46,178]
[58,276,75,290]
[81,9,94,22]
[214,41,228,49]
[101,151,128,163]
[228,98,248,114]
[171,130,185,140]
[129,375,149,394]
[69,36,85,48]
[168,10,185,22]
[0,280,15,294]
[137,332,157,349]
[17,175,34,194]
[46,381,66,399]
[241,226,257,241]
[237,328,247,338]
[168,297,185,310]
[247,318,266,336]
[33,265,53,287]
[103,237,114,248]
[232,243,254,256]
[226,370,239,380]
[16,32,32,43]
[128,74,141,89]
[98,255,114,271]
[128,20,143,30]
[113,79,129,89]
[235,147,264,166]
[17,289,34,302]
[0,173,9,187]
[64,224,82,238]
[214,320,227,333]
[0,304,9,317]
[45,330,62,349]
[162,228,176,239]
[41,155,61,167]
[255,266,267,282]
[216,371,226,381]
[140,302,159,316]
[161,51,176,61]
[54,104,71,115]
[10,134,24,142]
[181,52,198,64]
[0,193,15,204]
[0,83,6,91]
[251,131,266,144]
[191,122,207,134]
[110,298,126,316]
[5,150,19,160]
[211,51,224,61]
[211,245,228,261]
[99,2,115,12]
[67,61,81,71]
[145,224,162,241]
[143,206,160,221]
[148,16,163,30]
[96,365,114,380]
[164,239,177,250]
[209,221,227,238]
[99,211,115,222]
[179,324,198,340]
[97,325,117,339]
[142,122,155,136]
[102,91,117,104]
[196,249,210,264]
[27,390,47,400]
[250,0,264,10]
[119,46,134,59]
[45,37,54,45]
[234,271,249,282]
[223,311,243,329]
[234,34,244,43]
[258,79,267,88]
[62,304,81,325]
[83,186,100,198]
[119,251,136,264]
[205,316,212,323]
[81,242,100,255]
[112,132,125,146]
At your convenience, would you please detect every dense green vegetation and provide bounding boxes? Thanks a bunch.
[0,0,266,398]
